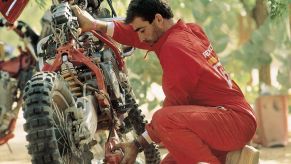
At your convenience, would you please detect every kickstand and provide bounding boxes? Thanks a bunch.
[6,142,13,153]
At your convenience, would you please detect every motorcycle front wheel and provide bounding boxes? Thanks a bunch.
[23,72,93,164]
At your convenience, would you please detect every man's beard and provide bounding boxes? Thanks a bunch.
[144,40,154,45]
[145,25,163,45]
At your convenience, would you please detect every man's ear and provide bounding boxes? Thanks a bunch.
[154,14,164,27]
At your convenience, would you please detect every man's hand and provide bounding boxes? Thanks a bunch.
[114,141,139,164]
[71,5,108,33]
[71,5,96,32]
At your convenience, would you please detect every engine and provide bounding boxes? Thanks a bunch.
[39,1,129,120]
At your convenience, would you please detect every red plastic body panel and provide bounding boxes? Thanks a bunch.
[0,47,35,78]
[0,0,29,23]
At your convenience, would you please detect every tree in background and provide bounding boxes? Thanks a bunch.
[1,0,289,109]
[276,3,291,93]
[233,0,289,95]
[125,0,290,109]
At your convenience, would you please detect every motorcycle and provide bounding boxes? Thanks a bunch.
[22,0,160,163]
[0,18,38,145]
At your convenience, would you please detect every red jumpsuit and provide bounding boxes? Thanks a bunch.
[112,20,256,163]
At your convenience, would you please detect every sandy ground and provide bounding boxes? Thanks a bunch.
[0,110,291,164]
[0,110,30,164]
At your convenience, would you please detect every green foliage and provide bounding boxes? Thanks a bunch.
[240,0,256,12]
[167,0,194,21]
[235,15,289,93]
[112,0,130,16]
[228,20,277,70]
[275,43,291,93]
[35,0,47,8]
[126,50,163,110]
[222,54,260,104]
[267,0,289,19]
[189,0,243,53]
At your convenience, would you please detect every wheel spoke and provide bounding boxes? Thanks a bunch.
[51,100,74,160]
[52,102,69,143]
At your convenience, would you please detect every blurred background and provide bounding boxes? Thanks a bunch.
[0,0,290,163]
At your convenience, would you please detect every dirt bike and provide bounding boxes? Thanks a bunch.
[22,0,160,163]
[0,18,38,146]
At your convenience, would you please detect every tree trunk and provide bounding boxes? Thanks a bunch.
[259,64,271,86]
[253,0,271,88]
[238,15,254,46]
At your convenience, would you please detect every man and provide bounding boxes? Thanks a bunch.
[72,0,258,163]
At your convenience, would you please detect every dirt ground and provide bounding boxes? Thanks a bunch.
[0,111,290,164]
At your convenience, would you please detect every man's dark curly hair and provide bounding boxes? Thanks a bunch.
[125,0,173,24]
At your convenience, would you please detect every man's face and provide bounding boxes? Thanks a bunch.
[131,16,163,45]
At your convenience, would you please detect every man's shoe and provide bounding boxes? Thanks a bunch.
[226,145,259,164]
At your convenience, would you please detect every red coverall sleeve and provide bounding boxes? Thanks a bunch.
[111,21,152,50]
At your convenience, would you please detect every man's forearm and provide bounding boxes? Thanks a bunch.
[136,130,153,150]
[93,20,115,37]
[93,19,108,33]
[136,135,150,149]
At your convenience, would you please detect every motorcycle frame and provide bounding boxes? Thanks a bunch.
[42,31,125,93]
